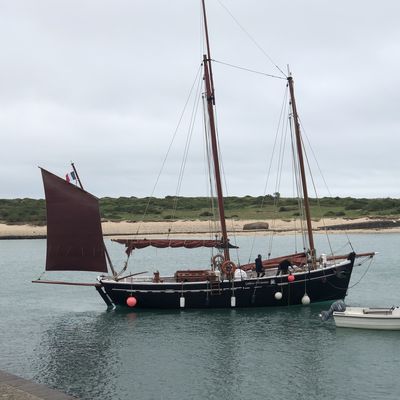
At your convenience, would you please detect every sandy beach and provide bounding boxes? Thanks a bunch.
[1,217,400,239]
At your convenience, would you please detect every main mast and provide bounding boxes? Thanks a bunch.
[201,0,230,260]
[287,76,316,260]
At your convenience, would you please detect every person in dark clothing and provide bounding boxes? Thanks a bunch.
[277,259,292,276]
[255,254,265,277]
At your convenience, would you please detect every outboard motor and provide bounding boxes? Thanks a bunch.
[320,300,346,321]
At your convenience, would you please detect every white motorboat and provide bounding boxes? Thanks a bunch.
[333,307,400,330]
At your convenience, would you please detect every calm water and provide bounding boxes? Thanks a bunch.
[1,233,400,400]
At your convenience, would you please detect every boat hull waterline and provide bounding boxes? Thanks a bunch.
[99,260,354,309]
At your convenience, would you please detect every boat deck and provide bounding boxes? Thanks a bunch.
[115,261,344,284]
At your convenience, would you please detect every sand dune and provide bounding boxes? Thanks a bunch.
[1,217,399,239]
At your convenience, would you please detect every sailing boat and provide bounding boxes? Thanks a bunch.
[34,1,376,309]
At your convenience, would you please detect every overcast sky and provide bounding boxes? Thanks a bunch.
[1,0,400,199]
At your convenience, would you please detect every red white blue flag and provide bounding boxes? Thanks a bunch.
[65,171,77,183]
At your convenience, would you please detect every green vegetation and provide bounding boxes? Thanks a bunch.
[0,198,46,225]
[0,196,400,226]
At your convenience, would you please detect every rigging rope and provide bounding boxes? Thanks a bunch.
[216,0,287,78]
[212,59,286,80]
[248,86,289,263]
[267,95,292,258]
[323,255,375,291]
[289,115,308,251]
[170,70,203,223]
[348,256,375,289]
[299,127,335,256]
[135,65,202,235]
[213,92,241,263]
[299,118,355,253]
[202,94,219,240]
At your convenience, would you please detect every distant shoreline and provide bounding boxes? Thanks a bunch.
[1,217,400,240]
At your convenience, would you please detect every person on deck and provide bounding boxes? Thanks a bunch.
[255,254,265,278]
[277,259,292,276]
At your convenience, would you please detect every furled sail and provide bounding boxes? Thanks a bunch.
[113,238,238,255]
[41,168,108,272]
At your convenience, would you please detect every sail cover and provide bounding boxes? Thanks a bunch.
[41,168,108,272]
[113,239,238,255]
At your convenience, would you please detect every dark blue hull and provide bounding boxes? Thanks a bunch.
[99,260,354,309]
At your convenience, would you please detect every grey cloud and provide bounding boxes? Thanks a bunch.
[1,0,399,199]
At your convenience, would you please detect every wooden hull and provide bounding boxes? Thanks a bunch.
[99,260,354,309]
[333,307,400,330]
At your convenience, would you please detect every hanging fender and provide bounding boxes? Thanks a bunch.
[221,260,237,276]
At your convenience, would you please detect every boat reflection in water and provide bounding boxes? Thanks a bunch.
[31,306,334,400]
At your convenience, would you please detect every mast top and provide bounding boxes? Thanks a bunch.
[201,0,215,103]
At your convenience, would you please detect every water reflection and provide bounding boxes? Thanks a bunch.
[32,311,119,399]
[107,306,341,399]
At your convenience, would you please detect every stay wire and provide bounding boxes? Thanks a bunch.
[299,118,355,253]
[136,65,202,235]
[289,115,307,251]
[261,86,289,207]
[247,85,289,263]
[267,99,291,258]
[323,255,374,291]
[171,70,204,223]
[212,59,286,80]
[301,136,335,256]
[348,256,374,289]
[213,100,241,264]
[202,94,219,240]
[216,0,287,78]
[289,119,307,252]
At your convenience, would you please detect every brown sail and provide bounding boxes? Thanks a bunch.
[41,168,108,272]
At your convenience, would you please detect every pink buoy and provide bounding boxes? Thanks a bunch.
[288,274,295,282]
[126,296,137,307]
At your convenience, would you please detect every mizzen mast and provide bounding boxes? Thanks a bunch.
[201,0,230,261]
[287,75,315,260]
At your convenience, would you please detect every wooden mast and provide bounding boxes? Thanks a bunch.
[287,75,316,260]
[201,0,230,260]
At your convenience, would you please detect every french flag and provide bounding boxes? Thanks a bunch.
[65,171,76,183]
